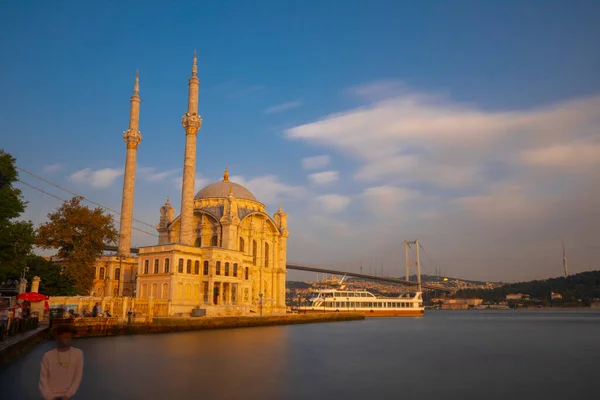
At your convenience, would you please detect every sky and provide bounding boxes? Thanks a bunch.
[1,1,599,283]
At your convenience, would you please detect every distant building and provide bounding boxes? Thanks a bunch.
[506,293,526,301]
[550,292,563,300]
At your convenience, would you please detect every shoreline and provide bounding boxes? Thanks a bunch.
[0,313,364,364]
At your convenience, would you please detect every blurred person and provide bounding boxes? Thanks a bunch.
[39,324,84,400]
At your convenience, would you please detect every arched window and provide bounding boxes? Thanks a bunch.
[245,267,249,280]
[264,243,269,267]
[195,237,201,247]
[99,267,105,280]
[233,263,238,277]
[164,258,170,274]
[178,259,184,273]
[114,268,120,280]
[225,262,230,276]
[151,284,158,298]
[194,260,200,275]
[216,261,221,275]
[252,240,257,265]
[154,259,159,274]
[141,284,148,299]
[162,283,169,300]
[239,237,245,252]
[203,261,209,275]
[211,235,218,247]
[186,260,192,274]
[144,260,149,274]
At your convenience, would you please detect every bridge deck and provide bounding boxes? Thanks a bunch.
[102,246,451,292]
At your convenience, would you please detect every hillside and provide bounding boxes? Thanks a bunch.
[454,270,600,304]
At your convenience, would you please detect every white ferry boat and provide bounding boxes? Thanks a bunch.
[299,288,424,317]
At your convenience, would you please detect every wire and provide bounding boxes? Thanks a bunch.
[16,165,156,230]
[419,243,439,276]
[16,179,158,238]
[407,243,430,275]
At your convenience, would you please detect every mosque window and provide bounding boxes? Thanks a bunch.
[178,259,184,273]
[144,260,149,274]
[225,262,230,276]
[187,260,192,274]
[216,261,221,275]
[203,261,209,275]
[165,258,170,273]
[154,259,159,274]
[252,240,257,265]
[99,267,105,280]
[245,267,249,280]
[264,243,269,267]
[239,237,245,252]
[194,261,200,275]
[211,235,218,247]
[195,237,201,247]
[114,268,120,280]
[162,283,169,300]
[233,263,238,277]
[141,284,148,299]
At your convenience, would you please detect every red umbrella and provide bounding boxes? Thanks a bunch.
[17,292,49,302]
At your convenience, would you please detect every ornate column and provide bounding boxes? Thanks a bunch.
[118,71,142,255]
[179,51,202,246]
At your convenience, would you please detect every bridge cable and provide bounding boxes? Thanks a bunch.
[15,165,156,230]
[16,179,158,238]
[419,243,441,277]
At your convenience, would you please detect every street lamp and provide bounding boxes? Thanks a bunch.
[259,292,263,316]
[21,266,29,280]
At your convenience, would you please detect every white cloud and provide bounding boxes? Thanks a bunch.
[282,85,600,281]
[139,167,181,182]
[308,170,339,185]
[362,185,419,216]
[302,155,330,170]
[520,137,600,171]
[42,163,63,174]
[285,84,600,189]
[264,100,303,115]
[69,168,123,188]
[316,194,351,213]
[230,175,306,206]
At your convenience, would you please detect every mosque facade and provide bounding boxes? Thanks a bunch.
[91,53,288,316]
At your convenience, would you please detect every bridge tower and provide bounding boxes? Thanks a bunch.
[404,240,421,292]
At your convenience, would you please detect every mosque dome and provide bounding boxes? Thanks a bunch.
[194,167,257,202]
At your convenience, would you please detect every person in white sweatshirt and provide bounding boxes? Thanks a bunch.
[39,324,84,400]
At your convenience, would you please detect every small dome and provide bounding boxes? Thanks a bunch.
[194,181,257,201]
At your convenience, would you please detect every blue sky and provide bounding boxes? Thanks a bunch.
[2,1,599,281]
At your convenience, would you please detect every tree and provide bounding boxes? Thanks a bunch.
[0,149,35,282]
[24,255,77,296]
[36,196,118,295]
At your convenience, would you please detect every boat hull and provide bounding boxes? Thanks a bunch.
[298,309,424,317]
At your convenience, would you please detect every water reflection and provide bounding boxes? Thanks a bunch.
[2,311,600,400]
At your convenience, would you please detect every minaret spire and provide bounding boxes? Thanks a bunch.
[179,52,202,246]
[118,71,142,256]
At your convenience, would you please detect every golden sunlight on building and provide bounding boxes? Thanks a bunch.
[89,53,289,317]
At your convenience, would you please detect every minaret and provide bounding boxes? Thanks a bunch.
[118,71,142,255]
[179,51,202,245]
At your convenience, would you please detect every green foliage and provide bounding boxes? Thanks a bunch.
[0,149,35,282]
[24,255,77,296]
[36,196,118,295]
[455,271,600,303]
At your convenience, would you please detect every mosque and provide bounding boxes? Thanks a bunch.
[90,53,289,316]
